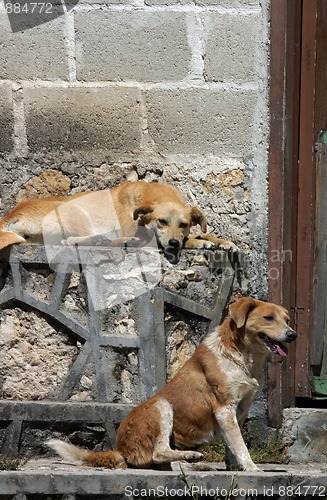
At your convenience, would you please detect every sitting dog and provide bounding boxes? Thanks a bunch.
[47,297,297,471]
[0,181,236,263]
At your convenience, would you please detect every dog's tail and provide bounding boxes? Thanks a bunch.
[46,439,128,469]
[0,231,26,251]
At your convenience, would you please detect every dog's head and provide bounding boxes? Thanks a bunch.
[228,297,297,356]
[133,203,207,263]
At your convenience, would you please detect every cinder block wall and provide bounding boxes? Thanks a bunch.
[0,1,270,298]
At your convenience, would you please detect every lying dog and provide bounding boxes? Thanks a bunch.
[0,181,236,263]
[47,297,297,471]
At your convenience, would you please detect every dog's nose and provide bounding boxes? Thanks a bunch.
[168,239,180,249]
[285,330,297,342]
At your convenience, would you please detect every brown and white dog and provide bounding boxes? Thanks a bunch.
[0,181,236,263]
[47,297,297,471]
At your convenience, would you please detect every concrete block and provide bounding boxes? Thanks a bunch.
[204,13,261,83]
[196,0,259,5]
[0,7,68,81]
[145,88,256,155]
[24,86,142,153]
[145,0,192,5]
[75,11,191,82]
[77,0,129,3]
[0,83,14,153]
[146,0,259,4]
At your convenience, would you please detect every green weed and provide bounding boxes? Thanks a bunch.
[202,433,286,464]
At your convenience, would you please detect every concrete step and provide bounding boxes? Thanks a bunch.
[0,458,326,499]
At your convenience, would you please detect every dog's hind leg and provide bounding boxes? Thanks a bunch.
[152,398,203,464]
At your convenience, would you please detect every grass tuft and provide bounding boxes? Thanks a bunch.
[0,458,21,470]
[202,433,287,464]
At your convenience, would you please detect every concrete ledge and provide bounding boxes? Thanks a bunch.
[1,459,326,497]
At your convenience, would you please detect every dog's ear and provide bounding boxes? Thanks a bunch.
[229,297,257,328]
[133,205,154,221]
[189,207,207,233]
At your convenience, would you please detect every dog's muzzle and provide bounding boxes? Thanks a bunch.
[284,329,297,343]
[168,239,180,250]
[259,328,297,357]
[163,239,181,264]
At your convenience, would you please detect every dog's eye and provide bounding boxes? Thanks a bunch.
[180,222,188,229]
[263,315,274,321]
[158,219,168,226]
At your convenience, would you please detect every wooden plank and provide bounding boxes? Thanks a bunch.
[268,0,289,307]
[312,143,327,368]
[312,0,327,377]
[294,0,318,398]
[267,0,300,426]
[314,0,327,140]
[280,0,302,411]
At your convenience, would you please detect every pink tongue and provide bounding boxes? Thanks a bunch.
[276,344,287,357]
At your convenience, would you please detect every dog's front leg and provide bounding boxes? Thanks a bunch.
[225,411,251,471]
[215,407,259,471]
[184,235,238,252]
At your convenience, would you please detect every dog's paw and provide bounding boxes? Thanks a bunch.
[61,237,74,246]
[184,451,204,462]
[201,241,216,250]
[243,464,261,472]
[185,238,216,250]
[218,240,239,252]
[123,237,141,248]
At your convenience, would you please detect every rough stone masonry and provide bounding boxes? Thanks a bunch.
[0,0,271,429]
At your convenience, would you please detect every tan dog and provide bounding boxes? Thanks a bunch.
[0,181,236,263]
[47,297,297,471]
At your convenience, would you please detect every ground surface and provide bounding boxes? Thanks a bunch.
[0,458,326,498]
